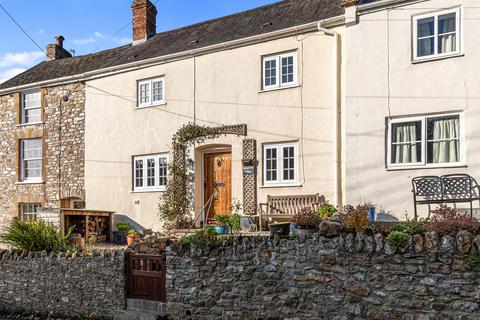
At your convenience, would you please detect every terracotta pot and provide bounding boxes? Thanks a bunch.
[127,235,139,245]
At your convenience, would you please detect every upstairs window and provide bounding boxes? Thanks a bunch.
[138,77,165,108]
[133,153,168,192]
[262,52,297,90]
[413,8,461,61]
[263,142,299,186]
[21,91,41,124]
[20,138,42,182]
[388,113,463,168]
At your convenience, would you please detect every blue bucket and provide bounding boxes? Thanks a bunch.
[368,207,376,222]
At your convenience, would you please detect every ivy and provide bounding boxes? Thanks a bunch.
[159,123,220,230]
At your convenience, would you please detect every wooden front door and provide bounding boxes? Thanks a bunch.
[204,152,232,221]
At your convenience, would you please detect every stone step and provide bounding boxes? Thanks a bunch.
[114,299,167,320]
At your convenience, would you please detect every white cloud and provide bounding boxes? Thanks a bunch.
[37,29,46,35]
[73,37,96,45]
[0,51,44,68]
[0,68,27,84]
[94,31,107,39]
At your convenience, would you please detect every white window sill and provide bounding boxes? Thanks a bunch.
[259,84,300,93]
[260,183,302,188]
[386,163,467,171]
[412,53,464,64]
[131,189,166,194]
[136,102,167,109]
[16,122,44,127]
[16,180,45,185]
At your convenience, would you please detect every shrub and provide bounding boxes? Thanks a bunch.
[317,203,337,220]
[214,213,231,227]
[0,219,74,253]
[344,204,370,233]
[426,204,480,236]
[466,250,480,270]
[179,225,231,248]
[393,218,427,235]
[292,208,322,228]
[128,229,140,237]
[386,230,408,251]
[116,221,131,232]
[229,214,241,233]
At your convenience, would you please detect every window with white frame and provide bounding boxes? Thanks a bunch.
[133,153,168,191]
[413,8,461,61]
[262,52,297,90]
[263,142,299,185]
[388,113,463,168]
[20,138,42,182]
[138,77,165,108]
[21,91,41,124]
[19,203,42,221]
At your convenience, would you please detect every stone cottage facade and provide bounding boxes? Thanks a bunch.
[0,36,86,223]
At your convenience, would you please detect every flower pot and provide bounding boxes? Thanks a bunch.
[127,235,139,245]
[270,223,290,236]
[215,226,229,235]
[295,225,317,237]
[113,231,128,245]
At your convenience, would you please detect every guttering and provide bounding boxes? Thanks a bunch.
[316,22,342,208]
[357,0,428,14]
[0,15,345,96]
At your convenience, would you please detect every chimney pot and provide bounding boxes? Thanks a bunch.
[55,35,65,48]
[131,0,157,45]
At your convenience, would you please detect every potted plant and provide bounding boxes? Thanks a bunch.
[292,208,321,237]
[214,213,230,235]
[317,202,337,220]
[127,229,140,245]
[114,221,131,245]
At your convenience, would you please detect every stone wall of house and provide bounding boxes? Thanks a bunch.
[167,231,480,319]
[0,249,125,319]
[0,82,85,224]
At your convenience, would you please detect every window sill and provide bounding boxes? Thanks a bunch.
[260,183,302,188]
[136,102,167,109]
[412,53,464,64]
[386,164,467,171]
[16,122,44,127]
[259,84,300,93]
[16,180,45,185]
[131,189,166,194]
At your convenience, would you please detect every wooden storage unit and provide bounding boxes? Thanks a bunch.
[62,209,114,243]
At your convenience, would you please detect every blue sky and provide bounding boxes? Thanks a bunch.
[0,0,277,83]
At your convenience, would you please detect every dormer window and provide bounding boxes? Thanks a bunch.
[137,76,165,108]
[21,91,41,124]
[413,8,461,61]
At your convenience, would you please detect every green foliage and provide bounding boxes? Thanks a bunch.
[465,250,480,270]
[214,213,231,227]
[178,225,232,248]
[317,203,337,220]
[393,218,427,235]
[115,221,131,232]
[128,229,140,237]
[386,230,408,251]
[0,219,74,253]
[214,213,241,233]
[159,123,220,230]
[344,204,370,233]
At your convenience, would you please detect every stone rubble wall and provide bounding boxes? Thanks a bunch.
[0,249,126,319]
[166,231,480,320]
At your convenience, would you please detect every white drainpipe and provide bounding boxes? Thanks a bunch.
[317,22,341,208]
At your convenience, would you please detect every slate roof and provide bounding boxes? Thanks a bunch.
[0,0,344,90]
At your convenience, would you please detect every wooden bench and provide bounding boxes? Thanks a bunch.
[259,194,326,231]
[412,174,480,219]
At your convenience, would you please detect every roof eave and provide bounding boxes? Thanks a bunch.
[0,14,345,95]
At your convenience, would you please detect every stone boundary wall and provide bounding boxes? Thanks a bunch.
[166,232,480,319]
[0,249,126,319]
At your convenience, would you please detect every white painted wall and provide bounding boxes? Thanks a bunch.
[344,0,480,219]
[85,27,344,231]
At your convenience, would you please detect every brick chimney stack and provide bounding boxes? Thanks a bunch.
[46,36,72,61]
[131,0,158,45]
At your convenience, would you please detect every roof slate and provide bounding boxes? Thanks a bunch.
[0,0,343,90]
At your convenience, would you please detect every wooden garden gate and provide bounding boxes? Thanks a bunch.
[127,253,166,302]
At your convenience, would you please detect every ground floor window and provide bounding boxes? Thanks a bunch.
[388,113,463,168]
[133,153,169,192]
[19,203,42,221]
[263,141,299,186]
